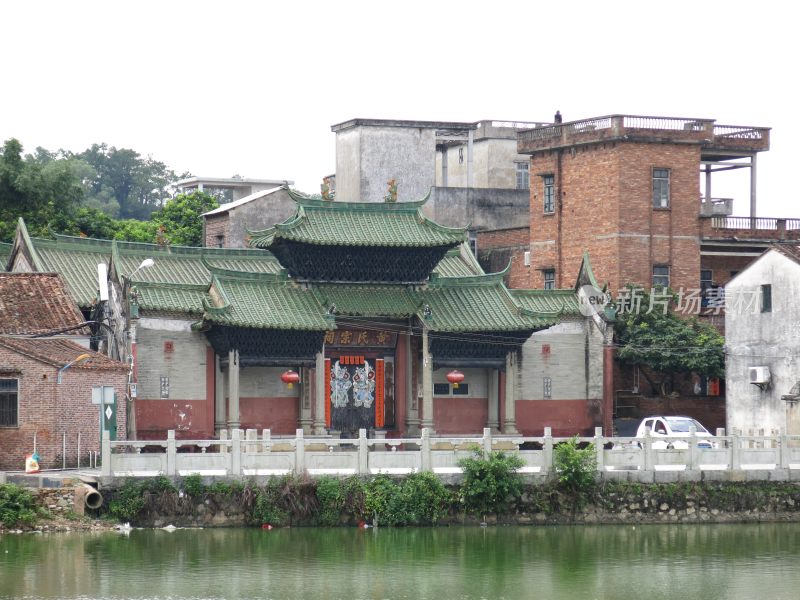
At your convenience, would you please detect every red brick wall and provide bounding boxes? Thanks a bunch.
[476,227,531,288]
[0,349,127,471]
[204,214,230,248]
[527,142,702,293]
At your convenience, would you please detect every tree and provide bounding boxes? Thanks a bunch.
[0,138,88,240]
[614,287,725,396]
[76,143,178,219]
[150,191,219,246]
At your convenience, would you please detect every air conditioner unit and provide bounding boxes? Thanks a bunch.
[749,366,771,385]
[523,251,531,266]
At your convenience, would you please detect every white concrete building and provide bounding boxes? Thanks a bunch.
[725,244,800,436]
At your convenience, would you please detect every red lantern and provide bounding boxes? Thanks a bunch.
[446,369,465,389]
[281,369,300,389]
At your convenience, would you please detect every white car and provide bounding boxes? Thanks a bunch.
[635,416,715,449]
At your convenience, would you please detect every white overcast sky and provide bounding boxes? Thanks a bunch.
[1,1,796,217]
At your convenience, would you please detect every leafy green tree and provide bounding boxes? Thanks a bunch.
[614,287,725,395]
[76,143,178,219]
[151,191,219,246]
[0,138,88,240]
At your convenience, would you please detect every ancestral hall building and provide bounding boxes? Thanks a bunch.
[8,192,609,441]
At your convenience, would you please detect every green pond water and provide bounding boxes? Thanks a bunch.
[1,524,799,600]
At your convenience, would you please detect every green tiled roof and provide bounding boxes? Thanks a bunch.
[431,245,484,277]
[135,283,209,314]
[313,284,420,318]
[204,271,332,331]
[419,272,552,332]
[113,241,280,286]
[248,190,468,248]
[32,237,113,307]
[25,234,280,308]
[510,289,581,316]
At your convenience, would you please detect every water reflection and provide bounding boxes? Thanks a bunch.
[1,524,799,599]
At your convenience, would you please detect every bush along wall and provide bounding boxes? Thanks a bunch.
[70,452,800,528]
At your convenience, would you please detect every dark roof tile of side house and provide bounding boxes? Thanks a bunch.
[0,337,126,371]
[0,273,89,335]
[247,189,468,248]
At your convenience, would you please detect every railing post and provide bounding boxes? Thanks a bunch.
[421,428,431,472]
[731,430,741,471]
[245,429,256,453]
[231,429,241,476]
[688,425,698,472]
[358,428,368,475]
[594,427,605,472]
[643,428,653,471]
[294,428,305,476]
[261,429,271,452]
[483,427,493,456]
[780,430,789,469]
[543,427,553,474]
[101,430,112,476]
[219,429,228,454]
[166,430,176,476]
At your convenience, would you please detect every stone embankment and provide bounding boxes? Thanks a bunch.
[4,481,800,532]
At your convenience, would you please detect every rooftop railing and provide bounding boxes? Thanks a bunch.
[518,115,770,152]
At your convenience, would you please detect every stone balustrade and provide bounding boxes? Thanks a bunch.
[100,427,800,482]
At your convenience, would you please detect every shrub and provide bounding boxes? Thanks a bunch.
[0,483,42,527]
[553,436,597,506]
[458,450,524,518]
[107,479,145,522]
[365,475,401,526]
[315,476,345,526]
[399,472,452,525]
[182,474,206,498]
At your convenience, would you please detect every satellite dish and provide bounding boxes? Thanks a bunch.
[97,263,109,302]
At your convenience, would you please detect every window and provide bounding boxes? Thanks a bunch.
[543,175,555,213]
[516,162,529,190]
[433,383,450,395]
[761,284,772,313]
[652,168,670,208]
[543,269,555,290]
[452,383,470,396]
[653,265,670,288]
[543,377,552,399]
[0,378,18,427]
[700,269,713,307]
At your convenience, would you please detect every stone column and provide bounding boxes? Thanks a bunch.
[487,368,500,432]
[405,331,420,435]
[313,351,327,435]
[503,351,519,434]
[214,354,226,434]
[299,367,313,434]
[421,328,434,432]
[227,349,240,429]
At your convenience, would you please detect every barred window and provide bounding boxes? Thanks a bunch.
[652,168,670,208]
[653,265,670,289]
[543,175,555,213]
[543,269,555,290]
[0,378,19,427]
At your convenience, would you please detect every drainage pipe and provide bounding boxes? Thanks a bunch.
[74,483,103,514]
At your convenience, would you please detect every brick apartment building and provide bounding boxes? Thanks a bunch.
[479,114,800,307]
